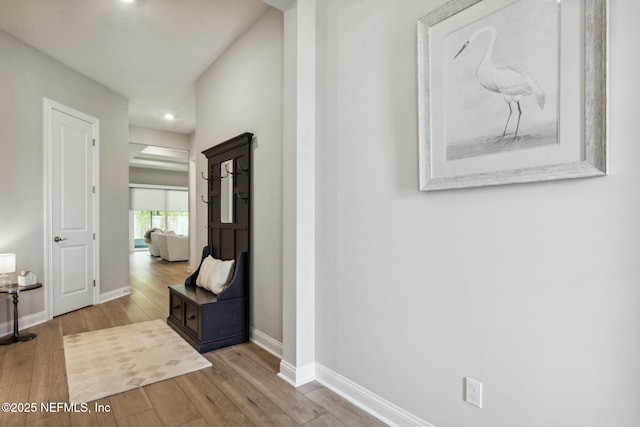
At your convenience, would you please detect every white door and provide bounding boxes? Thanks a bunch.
[48,104,97,316]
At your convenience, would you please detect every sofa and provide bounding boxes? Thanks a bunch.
[150,231,189,262]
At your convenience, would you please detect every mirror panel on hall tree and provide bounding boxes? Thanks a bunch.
[220,159,234,224]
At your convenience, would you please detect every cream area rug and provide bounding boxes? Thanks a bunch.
[63,319,211,402]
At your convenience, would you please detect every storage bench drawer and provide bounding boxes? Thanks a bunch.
[169,293,183,324]
[184,301,200,338]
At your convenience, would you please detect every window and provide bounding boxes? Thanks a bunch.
[166,211,188,235]
[130,187,188,249]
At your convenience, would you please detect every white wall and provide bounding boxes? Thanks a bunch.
[0,30,129,320]
[193,8,284,342]
[315,1,640,426]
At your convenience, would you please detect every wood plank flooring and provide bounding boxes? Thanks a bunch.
[0,252,385,427]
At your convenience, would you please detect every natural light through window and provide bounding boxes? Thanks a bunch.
[130,187,188,249]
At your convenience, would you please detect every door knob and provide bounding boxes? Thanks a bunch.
[54,236,67,242]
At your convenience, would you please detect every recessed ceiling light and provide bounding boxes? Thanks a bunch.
[163,113,175,121]
[120,0,135,3]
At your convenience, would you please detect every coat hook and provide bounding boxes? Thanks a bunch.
[216,165,229,180]
[234,159,249,175]
[200,171,209,181]
[200,195,209,204]
[234,188,249,202]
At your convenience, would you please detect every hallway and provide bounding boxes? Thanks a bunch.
[0,253,383,426]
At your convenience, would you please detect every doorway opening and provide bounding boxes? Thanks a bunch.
[128,143,190,262]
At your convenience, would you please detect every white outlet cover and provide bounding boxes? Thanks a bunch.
[465,377,483,408]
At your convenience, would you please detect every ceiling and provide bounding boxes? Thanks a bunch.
[0,0,270,134]
[129,143,188,172]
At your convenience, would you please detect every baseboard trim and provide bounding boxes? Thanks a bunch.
[315,363,434,427]
[278,360,297,386]
[296,362,315,385]
[250,327,283,358]
[277,359,315,388]
[246,331,431,426]
[99,286,131,303]
[0,310,47,336]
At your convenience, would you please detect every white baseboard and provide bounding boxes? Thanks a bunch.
[0,310,48,336]
[278,360,297,386]
[250,327,283,358]
[296,362,315,385]
[277,359,315,388]
[315,363,434,427]
[247,334,432,427]
[99,286,131,303]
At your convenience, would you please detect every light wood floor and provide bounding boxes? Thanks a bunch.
[0,251,385,427]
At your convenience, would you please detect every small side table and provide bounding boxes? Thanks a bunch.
[0,283,43,345]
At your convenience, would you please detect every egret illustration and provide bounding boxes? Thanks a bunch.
[453,25,546,144]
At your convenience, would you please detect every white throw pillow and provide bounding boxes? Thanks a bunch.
[196,255,235,294]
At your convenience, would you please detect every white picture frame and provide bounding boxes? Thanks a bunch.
[418,0,608,191]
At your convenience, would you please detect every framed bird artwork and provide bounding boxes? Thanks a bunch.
[417,0,608,191]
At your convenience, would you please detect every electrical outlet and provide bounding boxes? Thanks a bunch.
[465,377,483,408]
